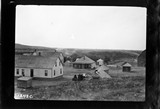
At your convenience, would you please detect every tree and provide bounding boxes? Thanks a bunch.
[104,56,111,64]
[70,53,79,62]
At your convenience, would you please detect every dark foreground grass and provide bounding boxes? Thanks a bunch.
[15,75,145,101]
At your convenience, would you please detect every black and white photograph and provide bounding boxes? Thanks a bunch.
[14,5,146,101]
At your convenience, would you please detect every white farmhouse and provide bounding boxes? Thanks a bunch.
[15,54,63,79]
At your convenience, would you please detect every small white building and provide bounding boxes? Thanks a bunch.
[15,54,63,79]
[97,59,104,66]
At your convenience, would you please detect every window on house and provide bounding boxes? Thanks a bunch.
[60,69,62,74]
[54,70,56,76]
[45,70,48,76]
[22,69,25,76]
[16,69,19,74]
[55,62,57,67]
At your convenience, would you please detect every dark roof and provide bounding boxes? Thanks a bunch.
[73,56,95,64]
[15,55,59,68]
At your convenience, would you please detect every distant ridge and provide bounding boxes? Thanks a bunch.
[15,43,143,58]
[57,48,142,56]
[15,43,56,51]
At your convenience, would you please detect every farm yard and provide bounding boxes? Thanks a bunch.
[14,44,146,101]
[14,66,145,101]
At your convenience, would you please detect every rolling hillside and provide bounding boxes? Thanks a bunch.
[15,43,56,52]
[57,48,141,61]
[15,43,142,64]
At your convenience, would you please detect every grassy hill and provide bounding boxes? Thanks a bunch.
[60,48,142,63]
[15,43,142,64]
[15,43,56,52]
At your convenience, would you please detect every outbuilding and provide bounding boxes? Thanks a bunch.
[72,56,96,69]
[122,62,132,72]
[97,59,104,66]
[17,77,32,88]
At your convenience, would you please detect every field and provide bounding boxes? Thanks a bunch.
[14,66,145,101]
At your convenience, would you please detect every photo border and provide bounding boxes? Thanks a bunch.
[1,0,159,109]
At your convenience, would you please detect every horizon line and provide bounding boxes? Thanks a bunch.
[15,43,145,51]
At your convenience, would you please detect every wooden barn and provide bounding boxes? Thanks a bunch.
[15,53,63,79]
[137,50,146,67]
[97,59,104,66]
[72,56,96,69]
[122,62,132,72]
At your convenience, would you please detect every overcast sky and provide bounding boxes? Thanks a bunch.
[16,5,146,50]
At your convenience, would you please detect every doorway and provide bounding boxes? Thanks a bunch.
[30,69,34,77]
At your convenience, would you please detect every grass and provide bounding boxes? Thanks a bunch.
[14,66,145,101]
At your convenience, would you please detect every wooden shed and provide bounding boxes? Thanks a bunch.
[17,77,32,88]
[122,63,132,72]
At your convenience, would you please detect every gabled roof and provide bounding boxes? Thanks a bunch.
[122,62,132,67]
[15,55,60,68]
[73,56,95,64]
[96,65,109,71]
[97,59,103,62]
[95,70,111,78]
